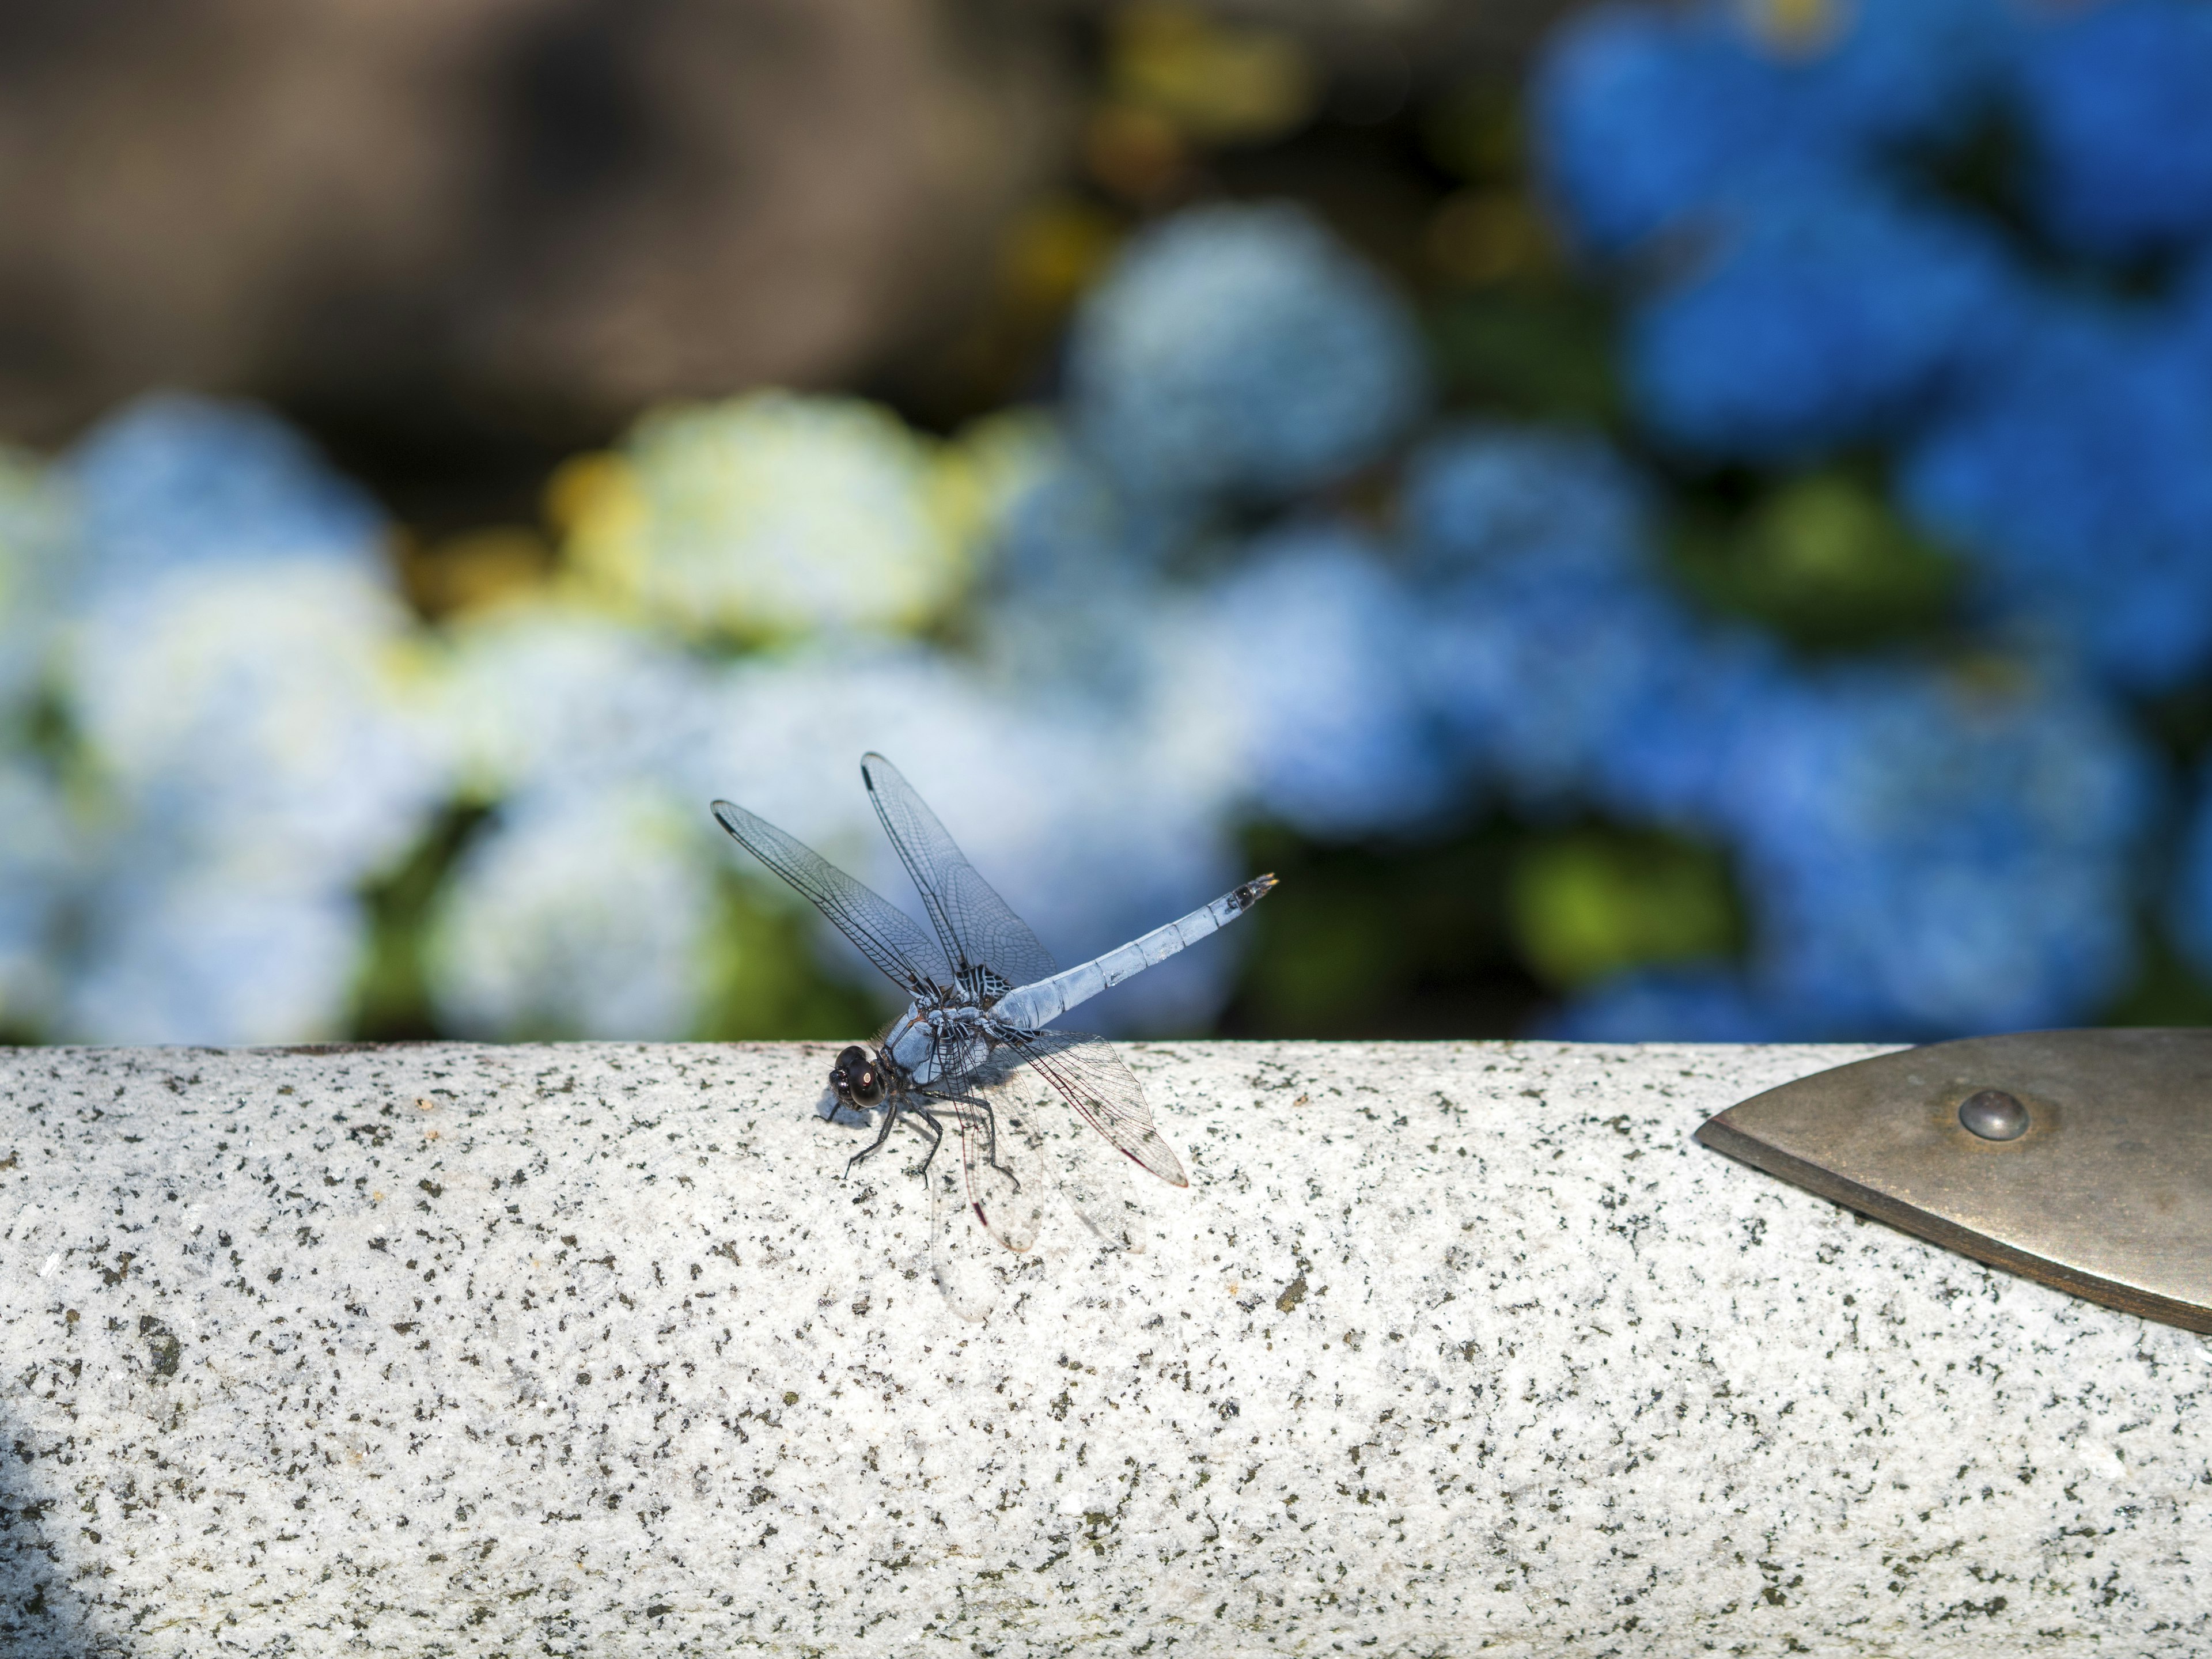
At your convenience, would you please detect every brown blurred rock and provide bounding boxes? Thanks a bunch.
[0,0,1073,449]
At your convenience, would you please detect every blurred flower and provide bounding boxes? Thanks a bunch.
[68,559,451,889]
[1627,179,2023,461]
[1166,525,1452,839]
[1067,202,1426,506]
[1534,0,2014,256]
[1728,663,2157,1036]
[67,392,388,589]
[1403,427,1730,816]
[63,858,366,1046]
[1402,422,1649,578]
[1900,301,2212,695]
[563,392,974,643]
[0,757,78,1031]
[2017,0,2212,258]
[425,783,715,1040]
[435,600,713,804]
[1544,961,1787,1042]
[1589,626,1786,832]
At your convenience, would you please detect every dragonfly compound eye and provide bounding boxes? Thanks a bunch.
[830,1044,884,1106]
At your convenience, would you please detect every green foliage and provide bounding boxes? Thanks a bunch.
[694,874,884,1042]
[1428,285,1621,427]
[1222,820,1541,1037]
[1507,827,1740,991]
[1668,470,1959,650]
[352,805,490,1040]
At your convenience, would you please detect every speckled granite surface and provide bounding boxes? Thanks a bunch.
[1,1040,2206,1657]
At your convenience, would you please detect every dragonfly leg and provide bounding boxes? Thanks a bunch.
[844,1097,904,1176]
[975,1101,1025,1192]
[907,1106,946,1178]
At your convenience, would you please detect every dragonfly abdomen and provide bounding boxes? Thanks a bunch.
[992,874,1277,1029]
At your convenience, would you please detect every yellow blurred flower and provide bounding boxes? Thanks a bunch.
[561,391,975,645]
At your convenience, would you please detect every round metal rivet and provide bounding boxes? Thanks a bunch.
[1959,1088,2030,1141]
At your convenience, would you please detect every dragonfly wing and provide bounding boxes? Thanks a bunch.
[1004,1029,1188,1189]
[965,1048,1146,1250]
[711,798,950,997]
[860,753,1058,998]
[931,1088,1048,1253]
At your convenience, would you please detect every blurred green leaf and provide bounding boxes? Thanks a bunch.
[352,804,490,1040]
[1508,828,1740,991]
[2102,926,2212,1028]
[1669,470,1959,650]
[694,874,882,1042]
[1222,820,1544,1037]
[1428,283,1620,426]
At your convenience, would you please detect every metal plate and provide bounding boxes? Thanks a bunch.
[1696,1028,2212,1332]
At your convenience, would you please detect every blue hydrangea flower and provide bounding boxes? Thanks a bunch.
[67,392,387,590]
[1400,423,1650,579]
[1419,552,1706,815]
[1543,961,1793,1043]
[1628,179,2025,462]
[1589,625,1790,834]
[1404,425,1762,819]
[1900,300,2212,695]
[1534,0,2016,256]
[1067,203,1426,507]
[1726,664,2158,1037]
[2016,0,2212,258]
[1174,525,1452,839]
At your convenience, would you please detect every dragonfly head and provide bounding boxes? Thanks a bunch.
[830,1044,887,1109]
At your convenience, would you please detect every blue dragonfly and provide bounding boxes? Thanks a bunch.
[711,753,1274,1251]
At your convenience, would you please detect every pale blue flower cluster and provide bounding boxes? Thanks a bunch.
[1067,203,1426,508]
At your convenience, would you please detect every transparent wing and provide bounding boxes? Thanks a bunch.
[1003,1029,1188,1189]
[930,1089,1048,1254]
[968,1052,1146,1251]
[711,798,950,998]
[861,753,1058,998]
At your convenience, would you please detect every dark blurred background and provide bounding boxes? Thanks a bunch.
[7,0,2212,1051]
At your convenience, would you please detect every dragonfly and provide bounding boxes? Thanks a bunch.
[710,753,1275,1253]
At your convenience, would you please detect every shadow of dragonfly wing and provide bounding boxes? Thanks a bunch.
[1002,1029,1189,1189]
[860,753,1057,997]
[711,797,950,998]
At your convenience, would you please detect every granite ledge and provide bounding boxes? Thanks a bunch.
[1,1039,2207,1658]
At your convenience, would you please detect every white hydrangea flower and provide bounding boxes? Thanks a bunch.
[433,599,714,804]
[62,859,366,1045]
[425,782,718,1040]
[67,559,453,888]
[568,391,974,642]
